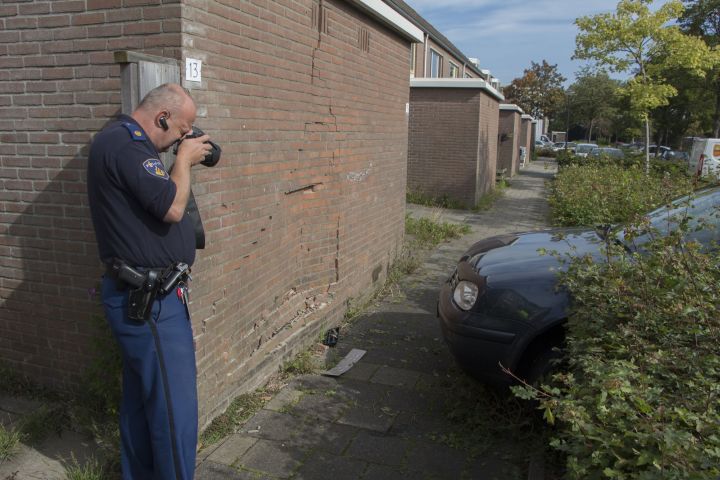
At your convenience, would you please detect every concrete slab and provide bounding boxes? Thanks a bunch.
[205,435,257,466]
[369,366,421,389]
[344,431,411,467]
[235,438,308,478]
[293,452,367,480]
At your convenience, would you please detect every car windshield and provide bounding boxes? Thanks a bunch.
[617,187,720,248]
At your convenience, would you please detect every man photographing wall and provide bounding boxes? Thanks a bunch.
[86,83,211,480]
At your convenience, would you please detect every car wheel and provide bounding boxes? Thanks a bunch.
[523,346,563,386]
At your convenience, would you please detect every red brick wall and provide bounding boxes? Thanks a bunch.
[408,87,498,207]
[520,118,532,152]
[497,110,520,176]
[0,0,181,389]
[182,0,409,425]
[477,93,498,196]
[0,0,410,427]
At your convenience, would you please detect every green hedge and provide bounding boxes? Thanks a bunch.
[548,163,693,226]
[523,229,720,478]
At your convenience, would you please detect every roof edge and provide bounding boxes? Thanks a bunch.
[410,78,505,101]
[344,0,424,43]
[499,103,523,114]
[521,114,534,120]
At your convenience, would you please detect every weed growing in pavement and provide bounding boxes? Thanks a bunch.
[0,424,22,461]
[405,214,471,249]
[473,180,508,212]
[198,391,269,449]
[281,350,316,377]
[406,190,467,210]
[65,454,106,480]
[19,404,67,443]
[432,370,548,460]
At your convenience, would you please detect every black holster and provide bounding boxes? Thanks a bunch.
[107,260,190,322]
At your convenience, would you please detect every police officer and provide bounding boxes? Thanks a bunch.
[87,83,211,480]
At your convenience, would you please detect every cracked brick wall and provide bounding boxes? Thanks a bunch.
[407,87,499,207]
[0,0,410,427]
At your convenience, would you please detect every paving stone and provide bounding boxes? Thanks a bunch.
[264,387,304,413]
[369,365,421,388]
[195,460,271,480]
[236,438,308,479]
[290,419,359,455]
[241,410,303,443]
[405,439,469,479]
[205,434,257,466]
[336,361,381,382]
[337,404,396,433]
[360,463,414,480]
[344,431,411,466]
[293,452,367,480]
[388,412,449,441]
[287,390,352,423]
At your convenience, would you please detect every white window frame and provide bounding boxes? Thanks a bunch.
[410,43,416,77]
[429,48,443,78]
[449,61,459,78]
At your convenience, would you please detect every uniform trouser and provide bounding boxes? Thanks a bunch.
[101,276,198,480]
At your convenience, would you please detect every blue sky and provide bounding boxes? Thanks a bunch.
[407,0,621,86]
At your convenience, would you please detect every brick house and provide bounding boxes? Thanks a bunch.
[0,0,424,426]
[407,79,503,207]
[497,103,523,177]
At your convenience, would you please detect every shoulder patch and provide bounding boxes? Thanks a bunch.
[142,159,169,180]
[122,122,147,141]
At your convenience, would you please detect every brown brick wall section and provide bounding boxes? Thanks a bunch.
[183,0,409,425]
[476,93,498,200]
[520,118,532,152]
[1,0,409,427]
[0,1,181,389]
[408,88,498,207]
[497,110,520,176]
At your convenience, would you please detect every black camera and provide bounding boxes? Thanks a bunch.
[173,126,221,167]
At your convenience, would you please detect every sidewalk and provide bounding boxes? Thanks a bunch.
[195,159,557,480]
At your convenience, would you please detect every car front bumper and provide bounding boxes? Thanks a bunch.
[438,282,530,385]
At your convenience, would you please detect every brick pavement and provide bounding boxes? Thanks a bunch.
[194,159,557,480]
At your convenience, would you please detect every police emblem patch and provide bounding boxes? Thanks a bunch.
[143,159,169,180]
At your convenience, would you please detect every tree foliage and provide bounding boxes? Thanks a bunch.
[574,0,720,171]
[567,68,621,141]
[503,60,566,119]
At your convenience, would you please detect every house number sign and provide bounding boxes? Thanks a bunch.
[185,58,202,82]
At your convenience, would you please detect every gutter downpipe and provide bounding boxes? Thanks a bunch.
[422,33,428,77]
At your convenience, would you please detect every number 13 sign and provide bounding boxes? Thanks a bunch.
[185,58,202,82]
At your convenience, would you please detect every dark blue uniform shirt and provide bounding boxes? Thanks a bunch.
[87,114,196,267]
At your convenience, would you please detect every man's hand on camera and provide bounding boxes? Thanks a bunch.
[176,134,212,167]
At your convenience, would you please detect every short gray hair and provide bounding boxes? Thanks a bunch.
[137,83,195,114]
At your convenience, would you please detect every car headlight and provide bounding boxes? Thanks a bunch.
[453,281,479,311]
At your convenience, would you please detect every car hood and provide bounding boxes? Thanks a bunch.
[465,228,606,282]
[456,229,607,323]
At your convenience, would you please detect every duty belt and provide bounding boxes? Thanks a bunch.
[106,259,190,321]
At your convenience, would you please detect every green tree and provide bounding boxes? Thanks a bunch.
[503,60,566,121]
[567,68,621,141]
[575,0,719,172]
[681,0,720,136]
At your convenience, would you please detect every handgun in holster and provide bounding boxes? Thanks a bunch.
[126,269,160,322]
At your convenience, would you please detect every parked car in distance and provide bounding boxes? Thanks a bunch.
[660,150,689,162]
[438,187,720,385]
[688,138,720,177]
[574,143,598,157]
[589,147,624,159]
[648,145,672,156]
[552,142,576,152]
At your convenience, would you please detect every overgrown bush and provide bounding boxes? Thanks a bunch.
[519,216,720,478]
[549,164,693,226]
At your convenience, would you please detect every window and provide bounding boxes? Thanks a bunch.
[464,73,472,78]
[449,62,459,78]
[410,44,416,77]
[430,49,442,78]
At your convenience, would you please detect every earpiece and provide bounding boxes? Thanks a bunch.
[159,116,169,131]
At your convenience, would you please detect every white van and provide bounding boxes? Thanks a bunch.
[689,138,720,177]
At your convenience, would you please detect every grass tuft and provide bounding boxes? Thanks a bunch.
[0,424,22,462]
[405,214,471,248]
[198,391,268,450]
[65,454,106,480]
